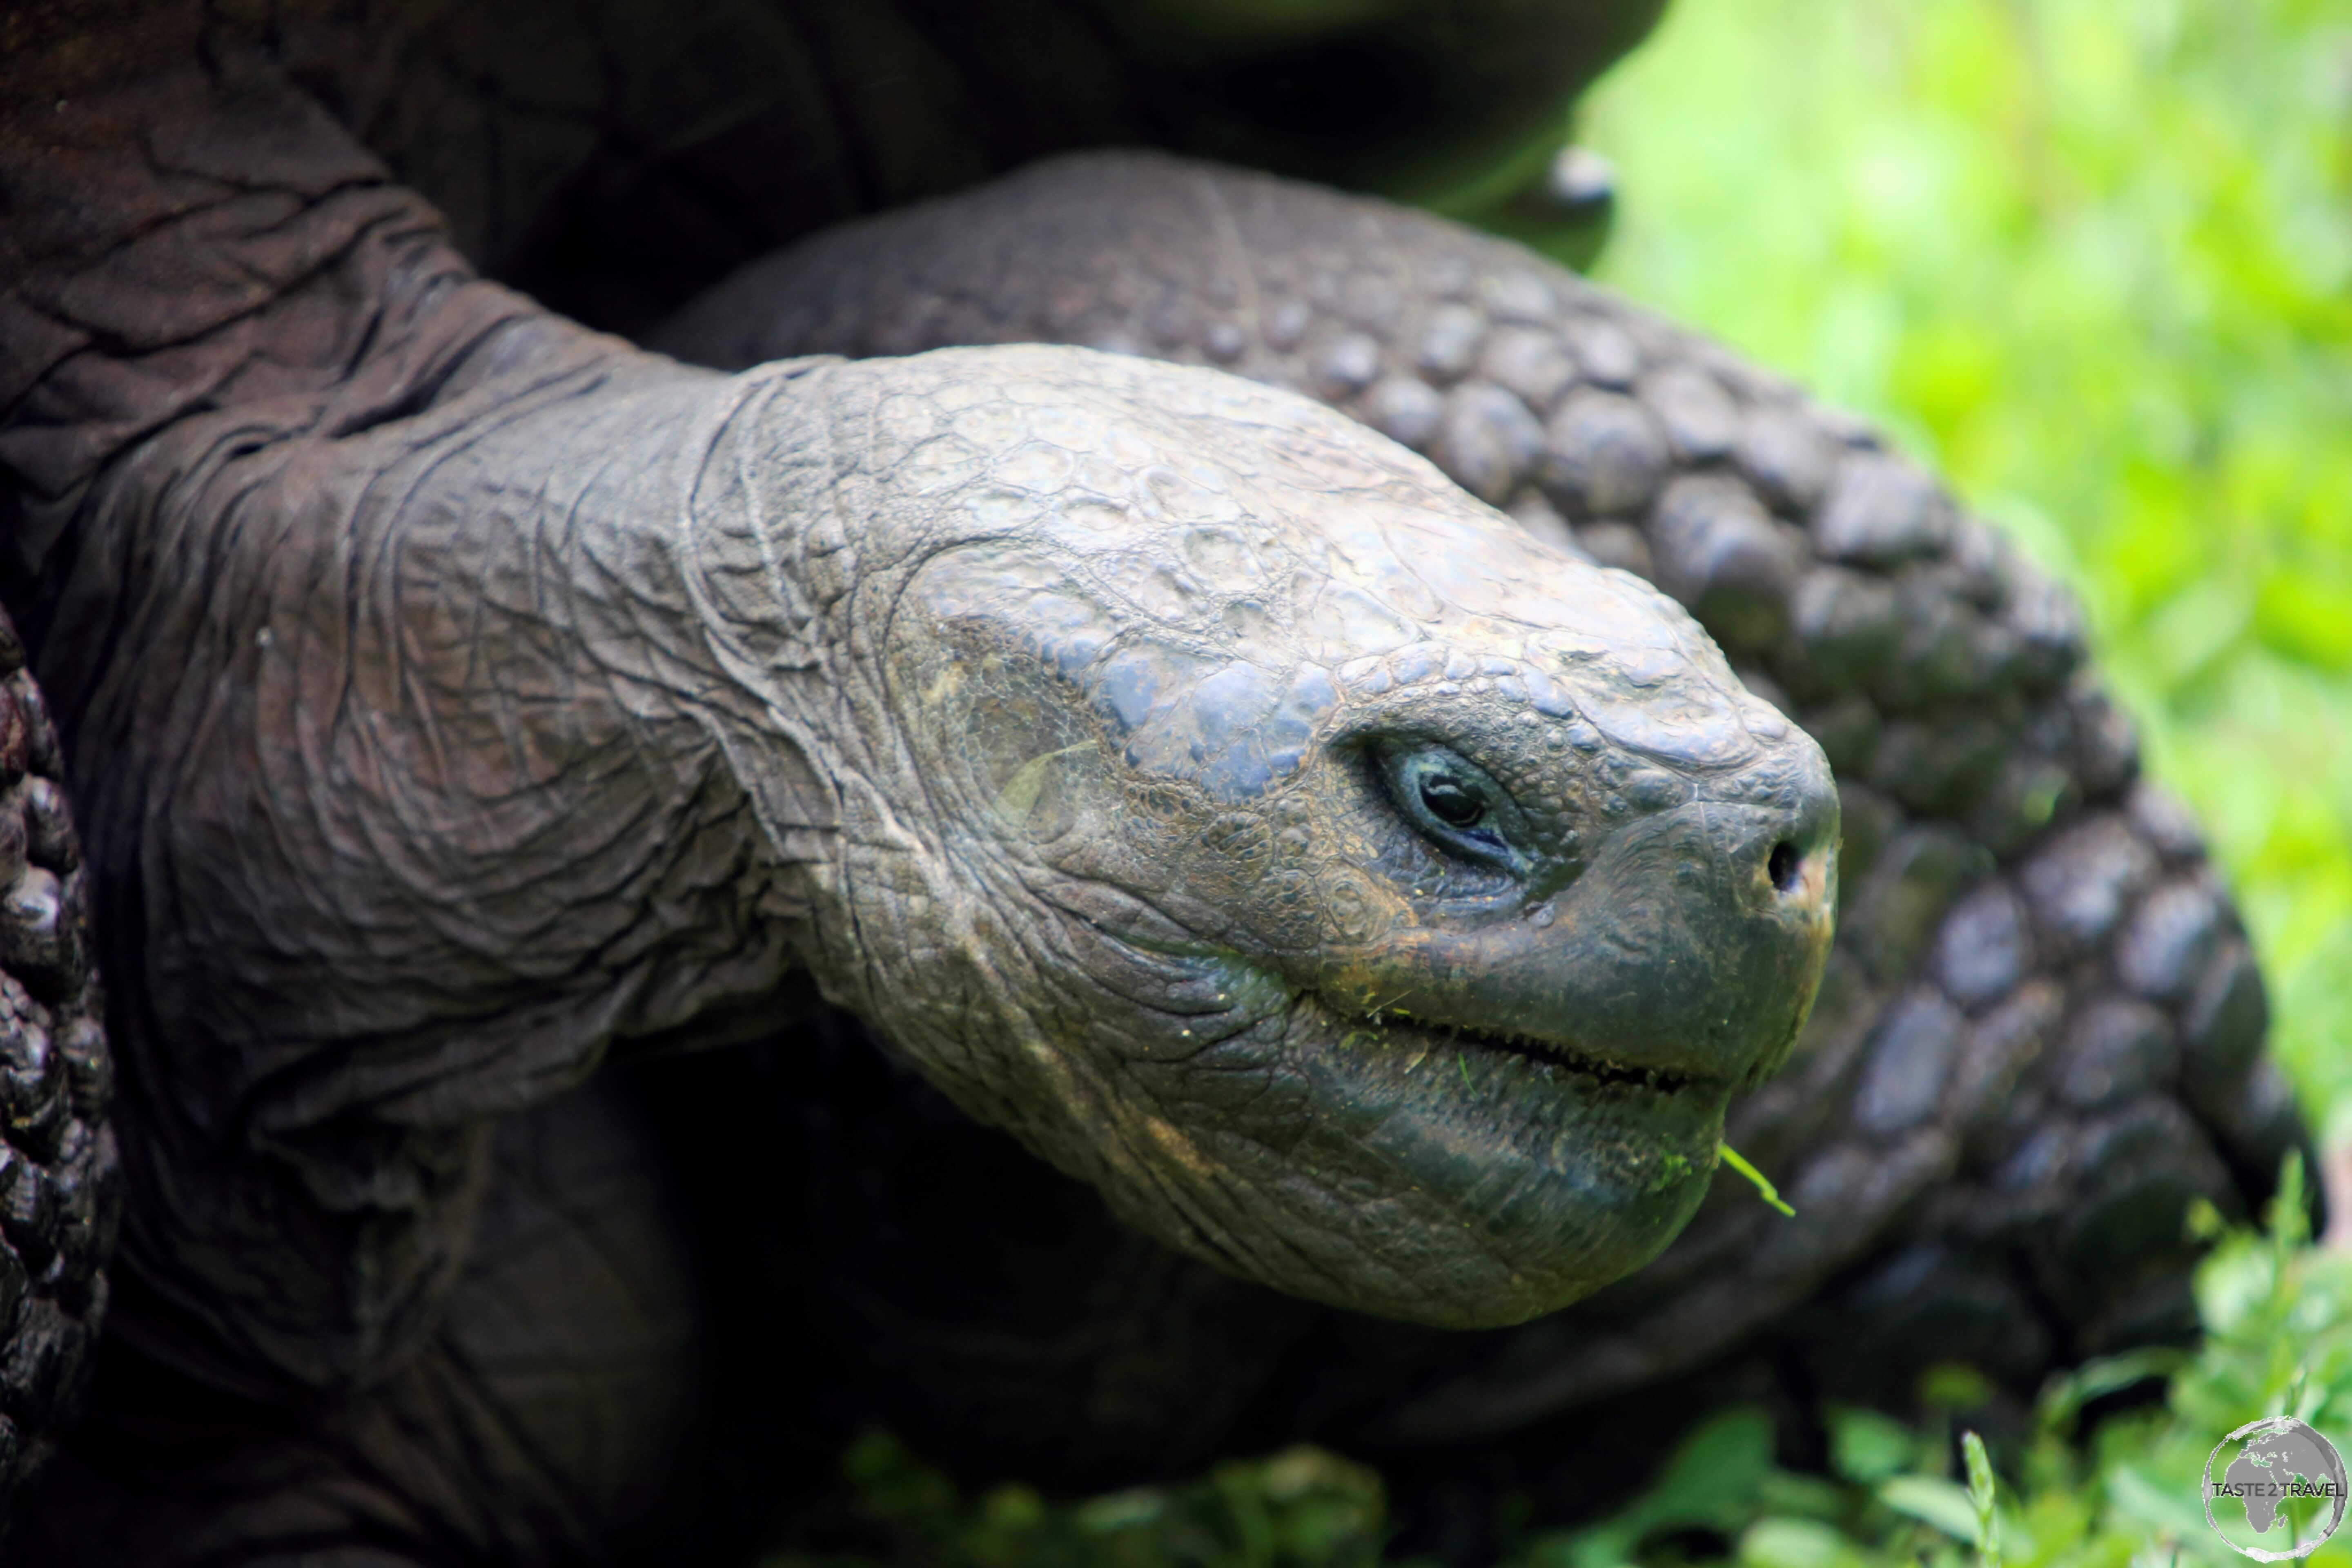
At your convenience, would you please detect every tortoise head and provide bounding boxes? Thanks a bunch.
[713,346,1835,1329]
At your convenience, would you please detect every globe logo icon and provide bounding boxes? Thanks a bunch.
[2204,1416,2349,1560]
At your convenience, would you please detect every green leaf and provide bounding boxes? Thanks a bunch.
[1960,1432,2001,1568]
[1826,1406,1916,1484]
[1876,1476,1982,1543]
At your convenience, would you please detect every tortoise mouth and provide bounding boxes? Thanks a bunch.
[1348,1005,1704,1096]
[1249,986,1730,1319]
[1033,971,1735,1328]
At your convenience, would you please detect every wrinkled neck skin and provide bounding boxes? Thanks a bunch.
[1,58,847,1394]
[0,47,1837,1399]
[44,354,840,1087]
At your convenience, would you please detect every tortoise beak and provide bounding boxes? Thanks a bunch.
[1517,787,1838,1085]
[1320,757,1839,1091]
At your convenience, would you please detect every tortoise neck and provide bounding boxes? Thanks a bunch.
[1,56,841,1396]
[16,61,843,1081]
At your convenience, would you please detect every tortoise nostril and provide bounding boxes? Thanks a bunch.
[1767,840,1802,894]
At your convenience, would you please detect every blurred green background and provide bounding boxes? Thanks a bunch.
[768,1,2352,1562]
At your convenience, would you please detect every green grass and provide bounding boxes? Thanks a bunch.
[769,1169,2352,1566]
[768,2,2352,1561]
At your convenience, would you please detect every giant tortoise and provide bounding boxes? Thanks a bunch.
[0,0,2309,1561]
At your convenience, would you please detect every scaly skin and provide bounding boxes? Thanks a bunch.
[796,345,1840,1330]
[2,49,1829,1461]
[658,151,2307,1453]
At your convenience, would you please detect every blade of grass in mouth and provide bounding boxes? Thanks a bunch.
[1718,1142,1795,1217]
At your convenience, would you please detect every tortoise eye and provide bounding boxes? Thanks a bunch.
[1378,742,1529,876]
[1417,772,1486,828]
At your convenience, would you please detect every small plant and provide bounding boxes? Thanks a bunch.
[1961,1431,2000,1568]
